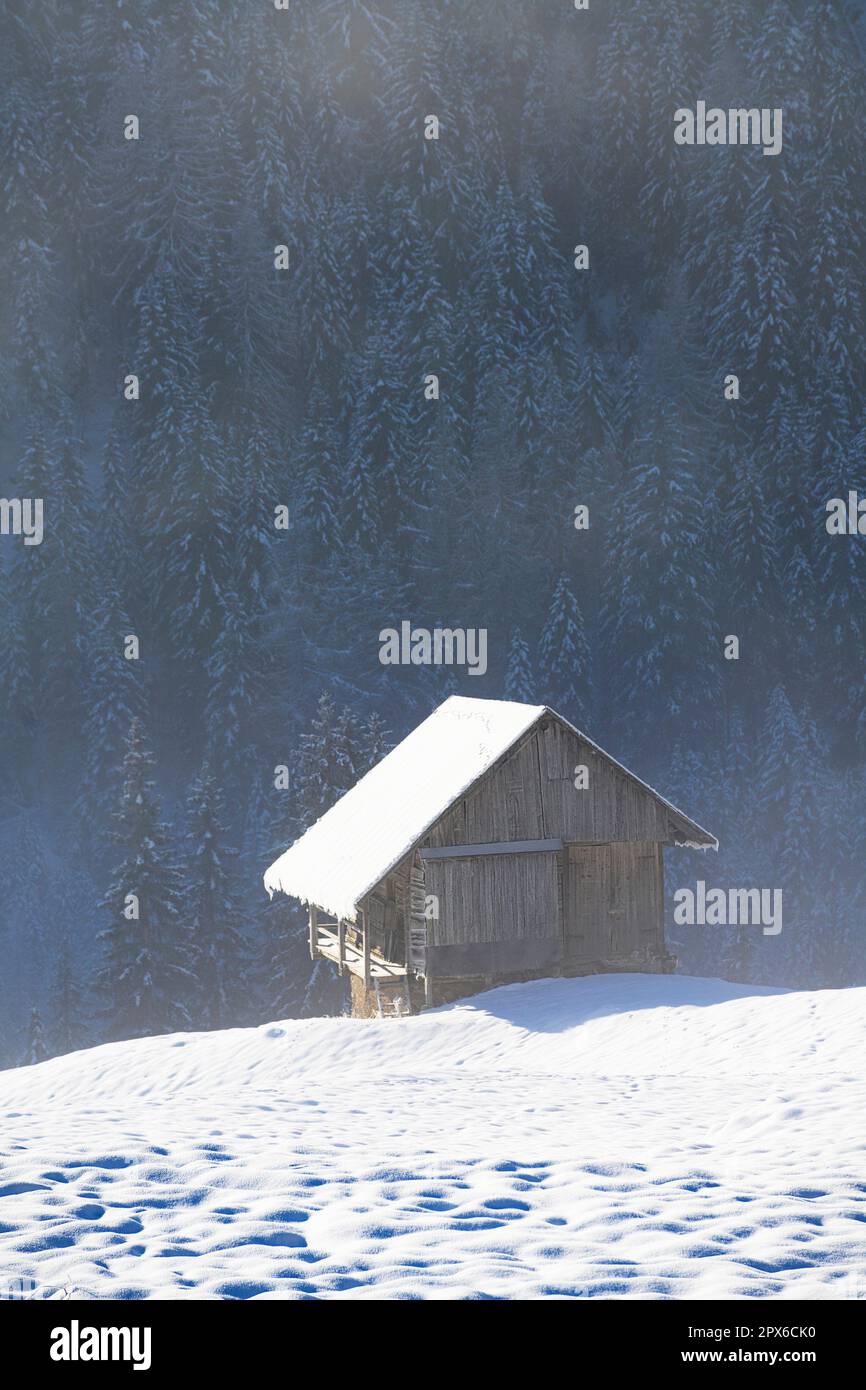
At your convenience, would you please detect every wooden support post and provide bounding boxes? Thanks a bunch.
[337,918,345,976]
[361,908,371,989]
[308,905,317,961]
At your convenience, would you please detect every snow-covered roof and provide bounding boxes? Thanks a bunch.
[264,697,542,921]
[263,696,717,922]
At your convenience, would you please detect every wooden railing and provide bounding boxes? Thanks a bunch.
[309,906,407,984]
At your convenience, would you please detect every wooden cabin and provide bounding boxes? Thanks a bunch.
[264,697,717,1017]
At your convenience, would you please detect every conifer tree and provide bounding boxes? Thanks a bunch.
[504,628,535,703]
[205,585,259,783]
[99,720,194,1041]
[100,420,138,610]
[24,1007,47,1066]
[539,575,591,727]
[756,688,826,985]
[297,385,341,556]
[82,597,148,832]
[184,764,247,1031]
[290,695,359,831]
[50,929,83,1057]
[153,392,234,690]
[360,711,391,769]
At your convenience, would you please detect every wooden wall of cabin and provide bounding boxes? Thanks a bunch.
[422,840,667,976]
[363,716,685,994]
[423,718,681,849]
[423,850,563,979]
[425,851,559,945]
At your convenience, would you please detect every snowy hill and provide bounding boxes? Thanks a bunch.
[1,975,865,1301]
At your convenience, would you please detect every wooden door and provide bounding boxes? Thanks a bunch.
[563,844,611,961]
[563,841,663,963]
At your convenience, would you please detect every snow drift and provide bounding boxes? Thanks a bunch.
[0,974,864,1300]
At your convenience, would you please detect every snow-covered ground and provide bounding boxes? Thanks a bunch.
[1,974,865,1301]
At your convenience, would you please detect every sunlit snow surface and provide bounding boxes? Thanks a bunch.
[1,975,865,1300]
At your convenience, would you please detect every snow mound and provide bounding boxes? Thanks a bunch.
[0,974,864,1301]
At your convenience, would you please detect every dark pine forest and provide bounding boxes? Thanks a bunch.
[1,0,865,1066]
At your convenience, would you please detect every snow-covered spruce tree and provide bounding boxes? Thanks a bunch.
[516,168,575,372]
[295,190,358,379]
[100,419,139,613]
[50,928,83,1058]
[539,574,591,728]
[374,4,447,197]
[183,764,247,1032]
[99,719,195,1042]
[571,337,616,456]
[151,391,234,697]
[24,1007,47,1066]
[370,186,449,370]
[0,594,35,740]
[296,383,341,557]
[99,26,242,296]
[78,0,160,72]
[818,766,866,987]
[1,52,52,255]
[81,594,148,845]
[811,405,866,742]
[232,411,281,621]
[359,710,391,770]
[462,381,530,627]
[204,584,260,791]
[228,5,301,239]
[130,252,198,516]
[504,627,535,703]
[6,815,53,1040]
[797,1,866,392]
[9,238,57,402]
[469,179,531,381]
[601,339,720,750]
[594,2,659,232]
[722,433,782,651]
[345,325,412,549]
[756,687,826,986]
[712,704,766,984]
[26,413,98,779]
[289,694,365,833]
